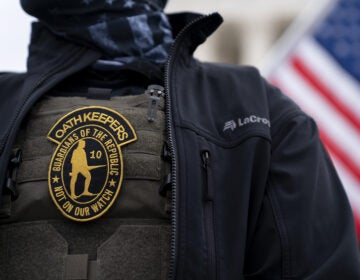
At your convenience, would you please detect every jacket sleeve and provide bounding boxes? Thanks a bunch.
[245,85,360,279]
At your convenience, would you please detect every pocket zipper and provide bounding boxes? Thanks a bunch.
[201,150,217,280]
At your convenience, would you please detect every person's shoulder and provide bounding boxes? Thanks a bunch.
[0,72,27,110]
[264,80,306,124]
[0,71,27,83]
[197,61,267,98]
[0,71,26,77]
[0,71,27,94]
[199,61,260,78]
[199,61,303,119]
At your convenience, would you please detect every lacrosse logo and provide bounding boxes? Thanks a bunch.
[223,120,237,132]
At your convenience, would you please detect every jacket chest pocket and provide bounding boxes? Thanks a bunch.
[194,132,271,279]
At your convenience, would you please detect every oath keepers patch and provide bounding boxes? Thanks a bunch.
[47,106,137,222]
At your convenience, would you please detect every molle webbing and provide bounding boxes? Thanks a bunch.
[0,220,170,280]
[7,93,168,222]
[18,94,166,181]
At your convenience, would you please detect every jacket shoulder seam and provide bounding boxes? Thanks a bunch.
[271,111,309,152]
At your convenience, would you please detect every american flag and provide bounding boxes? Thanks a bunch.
[266,0,360,239]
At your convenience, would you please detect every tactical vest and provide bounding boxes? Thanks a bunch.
[0,89,171,280]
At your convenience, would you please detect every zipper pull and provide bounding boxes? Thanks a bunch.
[201,151,213,201]
[146,85,165,122]
[202,151,210,169]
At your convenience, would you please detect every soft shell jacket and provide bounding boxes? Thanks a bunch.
[0,12,360,279]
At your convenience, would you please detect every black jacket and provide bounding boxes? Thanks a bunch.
[1,12,360,279]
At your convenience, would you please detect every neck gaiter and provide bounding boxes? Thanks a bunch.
[21,0,174,65]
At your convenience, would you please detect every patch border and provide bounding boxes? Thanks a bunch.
[47,106,137,222]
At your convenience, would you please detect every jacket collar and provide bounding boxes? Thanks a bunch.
[168,12,223,58]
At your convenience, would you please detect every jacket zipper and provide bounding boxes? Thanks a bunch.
[164,14,209,280]
[201,150,217,280]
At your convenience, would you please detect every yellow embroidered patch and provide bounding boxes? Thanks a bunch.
[47,106,137,222]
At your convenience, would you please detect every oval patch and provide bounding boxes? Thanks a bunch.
[47,106,137,222]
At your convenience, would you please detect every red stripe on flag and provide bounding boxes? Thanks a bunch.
[291,56,360,133]
[319,130,360,183]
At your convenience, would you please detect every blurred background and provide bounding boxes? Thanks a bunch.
[1,0,360,241]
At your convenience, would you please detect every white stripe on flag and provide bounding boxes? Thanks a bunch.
[296,38,360,119]
[331,156,360,216]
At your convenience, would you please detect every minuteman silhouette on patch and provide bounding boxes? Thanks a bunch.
[69,139,105,199]
[47,106,137,222]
